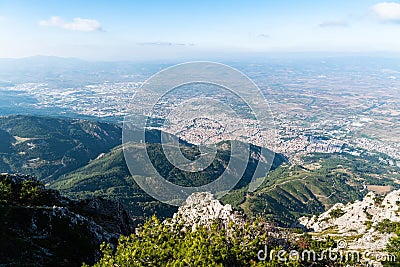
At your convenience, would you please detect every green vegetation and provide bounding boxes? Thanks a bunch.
[0,129,13,153]
[234,153,369,226]
[376,219,400,234]
[364,220,373,230]
[0,174,114,266]
[52,145,178,218]
[0,174,48,205]
[374,195,384,206]
[384,224,400,266]
[329,208,345,219]
[55,141,396,227]
[235,151,400,226]
[2,115,398,228]
[303,153,400,187]
[2,115,399,240]
[364,211,373,220]
[86,216,342,267]
[53,141,285,220]
[0,115,121,181]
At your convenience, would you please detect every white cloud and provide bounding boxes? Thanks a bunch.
[39,16,102,31]
[319,20,348,28]
[39,16,64,27]
[63,18,102,31]
[257,34,270,38]
[371,2,400,23]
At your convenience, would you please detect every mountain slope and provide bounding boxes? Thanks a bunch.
[52,141,286,218]
[52,144,176,219]
[0,115,121,181]
[3,115,398,228]
[221,152,400,227]
[0,173,136,267]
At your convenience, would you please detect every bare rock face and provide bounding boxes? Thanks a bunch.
[70,197,137,236]
[170,192,245,231]
[298,190,400,251]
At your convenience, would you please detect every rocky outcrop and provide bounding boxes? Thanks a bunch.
[70,197,137,236]
[168,192,290,250]
[298,190,400,251]
[0,173,137,267]
[170,192,245,231]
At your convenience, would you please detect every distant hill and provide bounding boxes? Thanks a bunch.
[0,115,121,181]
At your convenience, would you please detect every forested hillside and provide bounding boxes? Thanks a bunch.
[0,115,121,180]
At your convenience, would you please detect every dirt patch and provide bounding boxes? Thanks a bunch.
[367,185,392,194]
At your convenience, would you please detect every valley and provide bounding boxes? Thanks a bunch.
[1,115,399,229]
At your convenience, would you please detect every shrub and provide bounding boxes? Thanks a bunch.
[364,211,373,220]
[0,180,13,203]
[87,216,347,267]
[385,227,400,266]
[364,221,373,230]
[376,219,400,234]
[373,195,384,206]
[329,208,345,219]
[19,179,45,204]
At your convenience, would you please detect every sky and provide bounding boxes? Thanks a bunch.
[1,0,400,60]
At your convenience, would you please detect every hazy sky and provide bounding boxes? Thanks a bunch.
[1,0,400,60]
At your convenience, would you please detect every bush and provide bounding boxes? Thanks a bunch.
[329,208,345,219]
[0,180,13,203]
[376,219,400,234]
[373,195,384,206]
[86,216,281,267]
[0,175,46,205]
[87,216,347,267]
[19,179,45,204]
[385,227,400,266]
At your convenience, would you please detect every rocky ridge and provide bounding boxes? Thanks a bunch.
[298,190,400,251]
[170,192,245,231]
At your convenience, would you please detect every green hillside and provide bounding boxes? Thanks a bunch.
[3,115,399,227]
[52,145,176,218]
[221,152,400,226]
[52,141,286,219]
[0,115,121,181]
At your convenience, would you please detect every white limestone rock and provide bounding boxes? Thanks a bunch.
[171,192,244,231]
[298,190,400,251]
